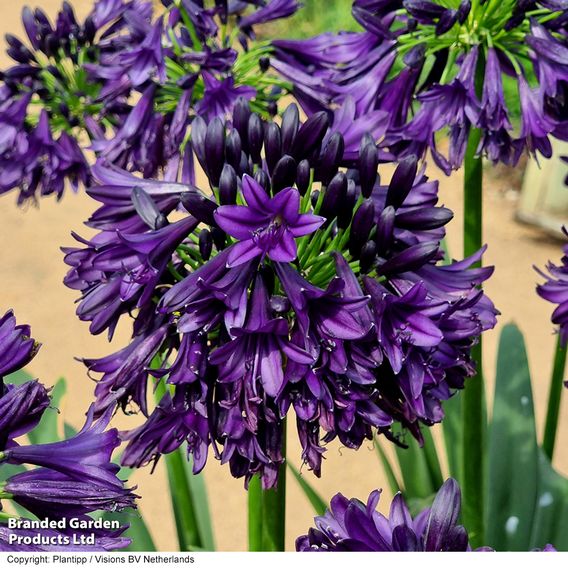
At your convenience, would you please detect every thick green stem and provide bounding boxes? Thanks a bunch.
[462,125,485,548]
[165,449,202,551]
[154,377,202,551]
[248,476,264,551]
[543,336,567,460]
[261,420,286,551]
[248,421,287,551]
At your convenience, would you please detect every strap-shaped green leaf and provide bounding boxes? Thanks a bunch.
[486,323,538,550]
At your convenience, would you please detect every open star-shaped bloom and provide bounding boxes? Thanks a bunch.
[214,175,325,267]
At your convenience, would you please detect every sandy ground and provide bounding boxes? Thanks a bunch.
[2,0,568,551]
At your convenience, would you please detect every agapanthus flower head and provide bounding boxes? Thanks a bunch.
[0,0,300,203]
[536,226,568,347]
[274,0,568,173]
[296,478,556,551]
[66,98,496,488]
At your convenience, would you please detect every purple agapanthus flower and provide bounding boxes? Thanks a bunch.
[3,467,136,519]
[65,99,496,488]
[214,176,324,267]
[536,227,568,347]
[1,406,124,488]
[0,311,137,551]
[0,310,38,378]
[297,478,556,552]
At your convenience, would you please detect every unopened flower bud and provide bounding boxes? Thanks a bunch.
[271,155,297,193]
[199,229,213,261]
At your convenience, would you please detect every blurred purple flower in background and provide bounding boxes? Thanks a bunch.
[273,0,568,173]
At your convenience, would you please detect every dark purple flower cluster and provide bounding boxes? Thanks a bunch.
[0,310,136,551]
[64,98,497,488]
[536,227,568,348]
[0,0,299,203]
[273,0,568,173]
[296,478,557,552]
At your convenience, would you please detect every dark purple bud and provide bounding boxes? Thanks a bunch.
[5,34,25,50]
[254,169,270,193]
[403,0,446,21]
[360,241,377,273]
[376,242,439,275]
[359,139,379,198]
[349,199,375,257]
[320,172,347,221]
[4,64,38,79]
[191,116,208,172]
[457,0,471,23]
[337,179,357,230]
[264,122,282,175]
[132,187,167,230]
[259,56,270,72]
[346,168,360,186]
[22,7,40,50]
[7,47,34,64]
[436,9,458,35]
[267,101,278,116]
[226,129,242,170]
[292,111,329,159]
[271,155,297,193]
[199,229,213,261]
[215,0,228,23]
[219,164,238,205]
[162,0,174,6]
[403,43,426,68]
[281,103,299,155]
[83,15,96,43]
[177,73,198,90]
[396,206,454,230]
[318,132,344,186]
[62,2,78,27]
[504,13,524,30]
[205,117,226,187]
[43,33,59,57]
[407,17,418,30]
[385,156,418,209]
[238,151,252,177]
[59,102,70,118]
[180,191,218,227]
[374,205,395,254]
[311,190,320,209]
[233,97,251,152]
[296,159,311,195]
[248,113,264,164]
[211,227,227,250]
[34,8,53,34]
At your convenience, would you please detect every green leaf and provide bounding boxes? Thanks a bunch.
[529,450,568,551]
[442,393,463,484]
[27,378,67,445]
[183,456,215,551]
[374,442,401,496]
[486,323,538,551]
[102,509,156,552]
[287,463,327,516]
[3,369,34,386]
[393,424,437,500]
